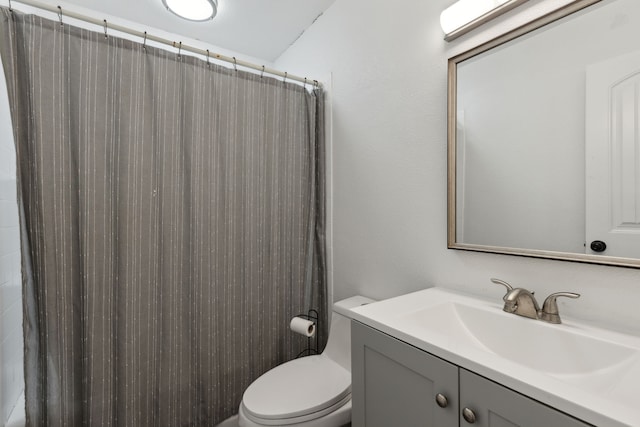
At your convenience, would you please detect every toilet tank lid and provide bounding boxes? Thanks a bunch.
[333,295,375,317]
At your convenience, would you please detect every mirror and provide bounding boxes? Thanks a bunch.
[448,0,640,268]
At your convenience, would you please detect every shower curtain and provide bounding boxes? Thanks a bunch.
[0,8,326,427]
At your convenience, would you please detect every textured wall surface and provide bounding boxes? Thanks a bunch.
[274,0,640,335]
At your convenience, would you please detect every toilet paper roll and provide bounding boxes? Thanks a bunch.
[290,316,316,337]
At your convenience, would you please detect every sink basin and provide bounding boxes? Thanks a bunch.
[400,302,636,376]
[349,287,640,427]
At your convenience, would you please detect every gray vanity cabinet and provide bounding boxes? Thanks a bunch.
[459,369,591,427]
[352,321,592,427]
[351,321,459,427]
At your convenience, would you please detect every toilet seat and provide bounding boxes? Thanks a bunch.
[241,354,351,425]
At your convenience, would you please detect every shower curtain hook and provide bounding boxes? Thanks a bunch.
[57,6,63,26]
[206,49,210,66]
[313,80,319,89]
[232,57,237,72]
[283,72,287,84]
[303,78,308,90]
[8,0,12,12]
[142,31,147,50]
[103,20,108,39]
[177,41,182,59]
[260,65,265,79]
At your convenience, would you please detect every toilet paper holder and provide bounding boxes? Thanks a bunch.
[293,309,319,358]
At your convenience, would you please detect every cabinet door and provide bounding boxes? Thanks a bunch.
[351,321,459,427]
[459,369,592,427]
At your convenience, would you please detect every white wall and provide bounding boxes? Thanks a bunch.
[274,0,640,335]
[0,61,23,425]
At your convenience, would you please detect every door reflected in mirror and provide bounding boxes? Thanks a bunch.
[448,0,640,267]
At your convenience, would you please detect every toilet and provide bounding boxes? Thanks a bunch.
[238,295,374,427]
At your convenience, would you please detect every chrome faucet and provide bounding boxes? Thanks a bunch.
[503,287,540,319]
[490,278,580,324]
[540,292,581,324]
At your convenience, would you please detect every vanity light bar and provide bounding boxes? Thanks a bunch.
[440,0,529,42]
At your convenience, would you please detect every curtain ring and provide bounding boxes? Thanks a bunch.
[283,72,287,84]
[103,20,108,39]
[260,65,265,78]
[232,57,237,72]
[142,31,147,50]
[57,6,64,26]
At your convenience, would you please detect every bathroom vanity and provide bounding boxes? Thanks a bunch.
[349,288,640,427]
[351,321,589,427]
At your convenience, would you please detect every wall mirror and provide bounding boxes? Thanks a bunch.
[448,0,640,268]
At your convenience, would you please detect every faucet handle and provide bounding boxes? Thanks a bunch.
[490,278,513,300]
[540,292,580,324]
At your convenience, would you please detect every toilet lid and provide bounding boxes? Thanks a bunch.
[242,355,351,421]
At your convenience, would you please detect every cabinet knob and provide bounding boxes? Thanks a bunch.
[462,407,477,424]
[435,393,448,408]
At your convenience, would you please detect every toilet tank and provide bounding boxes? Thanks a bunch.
[322,295,375,371]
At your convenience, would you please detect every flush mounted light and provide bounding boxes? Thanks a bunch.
[162,0,218,22]
[440,0,528,41]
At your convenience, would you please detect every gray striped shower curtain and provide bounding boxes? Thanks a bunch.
[0,7,326,426]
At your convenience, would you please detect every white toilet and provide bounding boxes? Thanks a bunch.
[238,296,374,427]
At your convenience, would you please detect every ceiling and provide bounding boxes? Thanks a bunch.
[27,0,337,62]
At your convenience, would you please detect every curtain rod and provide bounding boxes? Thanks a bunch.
[6,0,321,88]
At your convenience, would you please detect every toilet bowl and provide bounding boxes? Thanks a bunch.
[238,296,374,427]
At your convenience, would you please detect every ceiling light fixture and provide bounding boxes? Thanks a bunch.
[440,0,528,41]
[162,0,218,22]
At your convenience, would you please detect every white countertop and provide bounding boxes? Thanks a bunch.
[350,287,640,427]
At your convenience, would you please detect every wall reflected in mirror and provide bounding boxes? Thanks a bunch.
[449,0,640,267]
